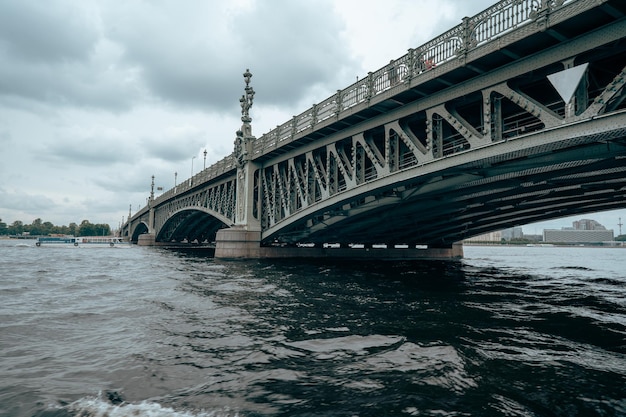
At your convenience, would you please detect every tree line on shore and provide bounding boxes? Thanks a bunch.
[0,218,111,237]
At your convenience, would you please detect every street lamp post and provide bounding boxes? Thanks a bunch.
[240,69,255,127]
[203,149,207,170]
[233,68,260,229]
[190,156,196,185]
[150,175,155,202]
[174,171,177,187]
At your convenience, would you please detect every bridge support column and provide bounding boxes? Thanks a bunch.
[137,233,156,246]
[215,228,261,258]
[214,237,463,260]
[431,242,464,259]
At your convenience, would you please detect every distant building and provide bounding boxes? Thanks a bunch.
[466,231,502,242]
[543,229,614,243]
[501,227,523,241]
[572,219,606,230]
[543,218,614,243]
[524,234,543,242]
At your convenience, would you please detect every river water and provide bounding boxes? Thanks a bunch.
[0,240,624,417]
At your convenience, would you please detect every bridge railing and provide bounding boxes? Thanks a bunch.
[251,0,577,158]
[153,154,237,206]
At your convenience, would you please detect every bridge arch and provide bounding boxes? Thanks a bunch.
[156,207,231,244]
[130,221,150,243]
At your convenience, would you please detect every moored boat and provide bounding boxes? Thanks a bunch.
[35,236,129,248]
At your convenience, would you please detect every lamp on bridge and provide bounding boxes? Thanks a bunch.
[203,149,207,170]
[240,69,255,137]
[190,156,195,185]
[150,175,155,202]
[231,68,259,230]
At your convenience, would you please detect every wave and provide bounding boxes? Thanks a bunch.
[551,265,594,271]
[46,392,239,417]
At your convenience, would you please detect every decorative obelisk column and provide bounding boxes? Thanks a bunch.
[138,175,157,245]
[215,69,262,258]
[148,174,156,233]
[234,69,261,230]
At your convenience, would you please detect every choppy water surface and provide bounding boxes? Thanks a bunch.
[0,241,624,416]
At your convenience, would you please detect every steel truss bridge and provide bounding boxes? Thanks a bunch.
[122,0,626,256]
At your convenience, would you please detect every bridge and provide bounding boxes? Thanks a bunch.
[122,0,626,259]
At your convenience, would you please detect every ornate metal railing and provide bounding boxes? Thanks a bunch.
[251,0,577,157]
[152,154,236,206]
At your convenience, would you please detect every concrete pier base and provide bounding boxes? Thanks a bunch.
[215,228,263,258]
[137,233,156,246]
[215,228,463,260]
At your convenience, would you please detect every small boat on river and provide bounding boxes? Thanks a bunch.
[35,236,129,248]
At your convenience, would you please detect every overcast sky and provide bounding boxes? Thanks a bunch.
[1,0,624,234]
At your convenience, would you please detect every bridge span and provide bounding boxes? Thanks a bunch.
[122,0,626,259]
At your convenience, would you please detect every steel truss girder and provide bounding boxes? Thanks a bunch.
[257,53,626,244]
[154,178,236,242]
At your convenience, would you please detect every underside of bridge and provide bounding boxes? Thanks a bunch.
[130,222,149,243]
[155,209,227,244]
[266,128,626,248]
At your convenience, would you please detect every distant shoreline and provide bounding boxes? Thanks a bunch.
[2,235,623,248]
[464,242,624,248]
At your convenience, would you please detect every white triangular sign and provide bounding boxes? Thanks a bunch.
[547,63,589,104]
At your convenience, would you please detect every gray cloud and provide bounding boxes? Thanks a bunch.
[0,0,354,115]
[41,129,136,166]
[0,129,11,145]
[101,0,354,111]
[0,0,98,63]
[0,187,58,213]
[0,38,143,111]
[0,1,142,111]
[232,1,354,107]
[141,132,207,163]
